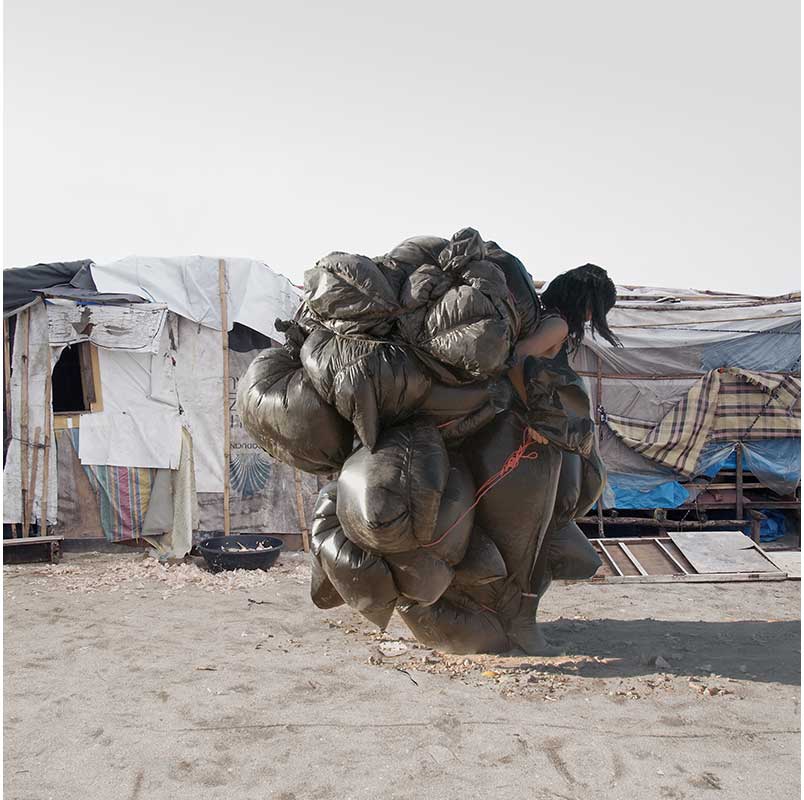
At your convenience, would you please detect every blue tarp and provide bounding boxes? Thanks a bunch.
[606,438,800,512]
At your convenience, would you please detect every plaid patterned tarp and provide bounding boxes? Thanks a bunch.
[605,368,801,476]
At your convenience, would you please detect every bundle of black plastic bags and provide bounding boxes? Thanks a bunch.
[238,228,604,654]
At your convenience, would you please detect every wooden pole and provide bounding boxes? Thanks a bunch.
[595,355,605,538]
[219,259,232,536]
[735,443,744,521]
[293,469,310,553]
[40,344,53,534]
[5,319,17,538]
[26,426,41,536]
[20,310,31,538]
[4,319,12,452]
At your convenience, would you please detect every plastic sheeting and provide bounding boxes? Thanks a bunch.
[46,300,168,353]
[78,324,184,470]
[91,256,301,342]
[605,438,800,510]
[571,293,800,503]
[3,260,92,315]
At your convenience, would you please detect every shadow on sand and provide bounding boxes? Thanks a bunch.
[535,617,801,685]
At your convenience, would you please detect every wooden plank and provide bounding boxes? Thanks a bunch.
[19,310,30,537]
[26,426,41,534]
[4,534,65,546]
[219,259,231,537]
[764,551,801,580]
[77,343,96,405]
[40,342,53,532]
[655,538,690,575]
[626,539,682,575]
[605,543,640,576]
[578,571,788,585]
[3,318,12,450]
[618,542,648,575]
[669,530,782,574]
[595,542,623,576]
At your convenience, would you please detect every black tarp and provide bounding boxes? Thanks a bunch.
[3,260,94,315]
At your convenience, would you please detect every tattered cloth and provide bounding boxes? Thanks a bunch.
[605,368,801,476]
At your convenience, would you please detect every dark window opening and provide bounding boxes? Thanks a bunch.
[52,343,96,413]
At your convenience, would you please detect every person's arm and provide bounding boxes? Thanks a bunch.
[507,317,569,404]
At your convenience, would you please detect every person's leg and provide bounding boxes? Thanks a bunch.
[548,521,602,581]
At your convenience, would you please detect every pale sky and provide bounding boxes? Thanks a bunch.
[4,0,801,294]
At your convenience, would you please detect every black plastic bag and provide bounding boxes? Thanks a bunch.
[452,526,508,587]
[336,424,450,554]
[461,408,562,593]
[304,252,400,336]
[384,549,454,605]
[485,241,542,339]
[397,589,510,655]
[310,482,397,629]
[300,328,431,451]
[425,452,476,565]
[237,348,354,474]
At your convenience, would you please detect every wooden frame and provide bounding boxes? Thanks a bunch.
[52,342,103,429]
[578,536,789,584]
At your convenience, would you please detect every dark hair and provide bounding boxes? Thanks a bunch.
[540,263,621,352]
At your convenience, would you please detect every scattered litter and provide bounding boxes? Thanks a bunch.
[395,668,419,686]
[195,665,218,671]
[3,553,309,597]
[654,656,671,670]
[378,641,408,658]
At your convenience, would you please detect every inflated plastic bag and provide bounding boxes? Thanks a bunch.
[461,407,563,592]
[424,452,476,564]
[485,241,542,338]
[310,556,345,610]
[452,527,508,587]
[310,482,397,629]
[384,549,453,606]
[237,348,354,474]
[304,252,400,336]
[397,229,518,381]
[397,588,510,655]
[417,380,496,444]
[336,424,450,554]
[300,328,431,451]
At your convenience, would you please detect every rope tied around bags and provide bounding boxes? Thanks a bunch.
[423,426,542,551]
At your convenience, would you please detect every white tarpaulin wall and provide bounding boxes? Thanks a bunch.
[91,256,301,343]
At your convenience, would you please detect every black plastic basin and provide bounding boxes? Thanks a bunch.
[198,534,284,572]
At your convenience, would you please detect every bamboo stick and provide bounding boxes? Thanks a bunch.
[27,426,41,535]
[219,259,231,536]
[3,319,12,452]
[20,310,30,537]
[293,469,310,553]
[40,344,53,533]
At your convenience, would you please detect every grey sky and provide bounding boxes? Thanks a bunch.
[4,0,800,294]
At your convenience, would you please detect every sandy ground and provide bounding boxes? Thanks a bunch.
[3,551,800,800]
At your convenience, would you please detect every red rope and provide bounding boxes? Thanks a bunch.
[423,427,540,550]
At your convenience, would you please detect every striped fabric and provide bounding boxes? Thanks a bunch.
[605,368,801,476]
[67,429,157,541]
